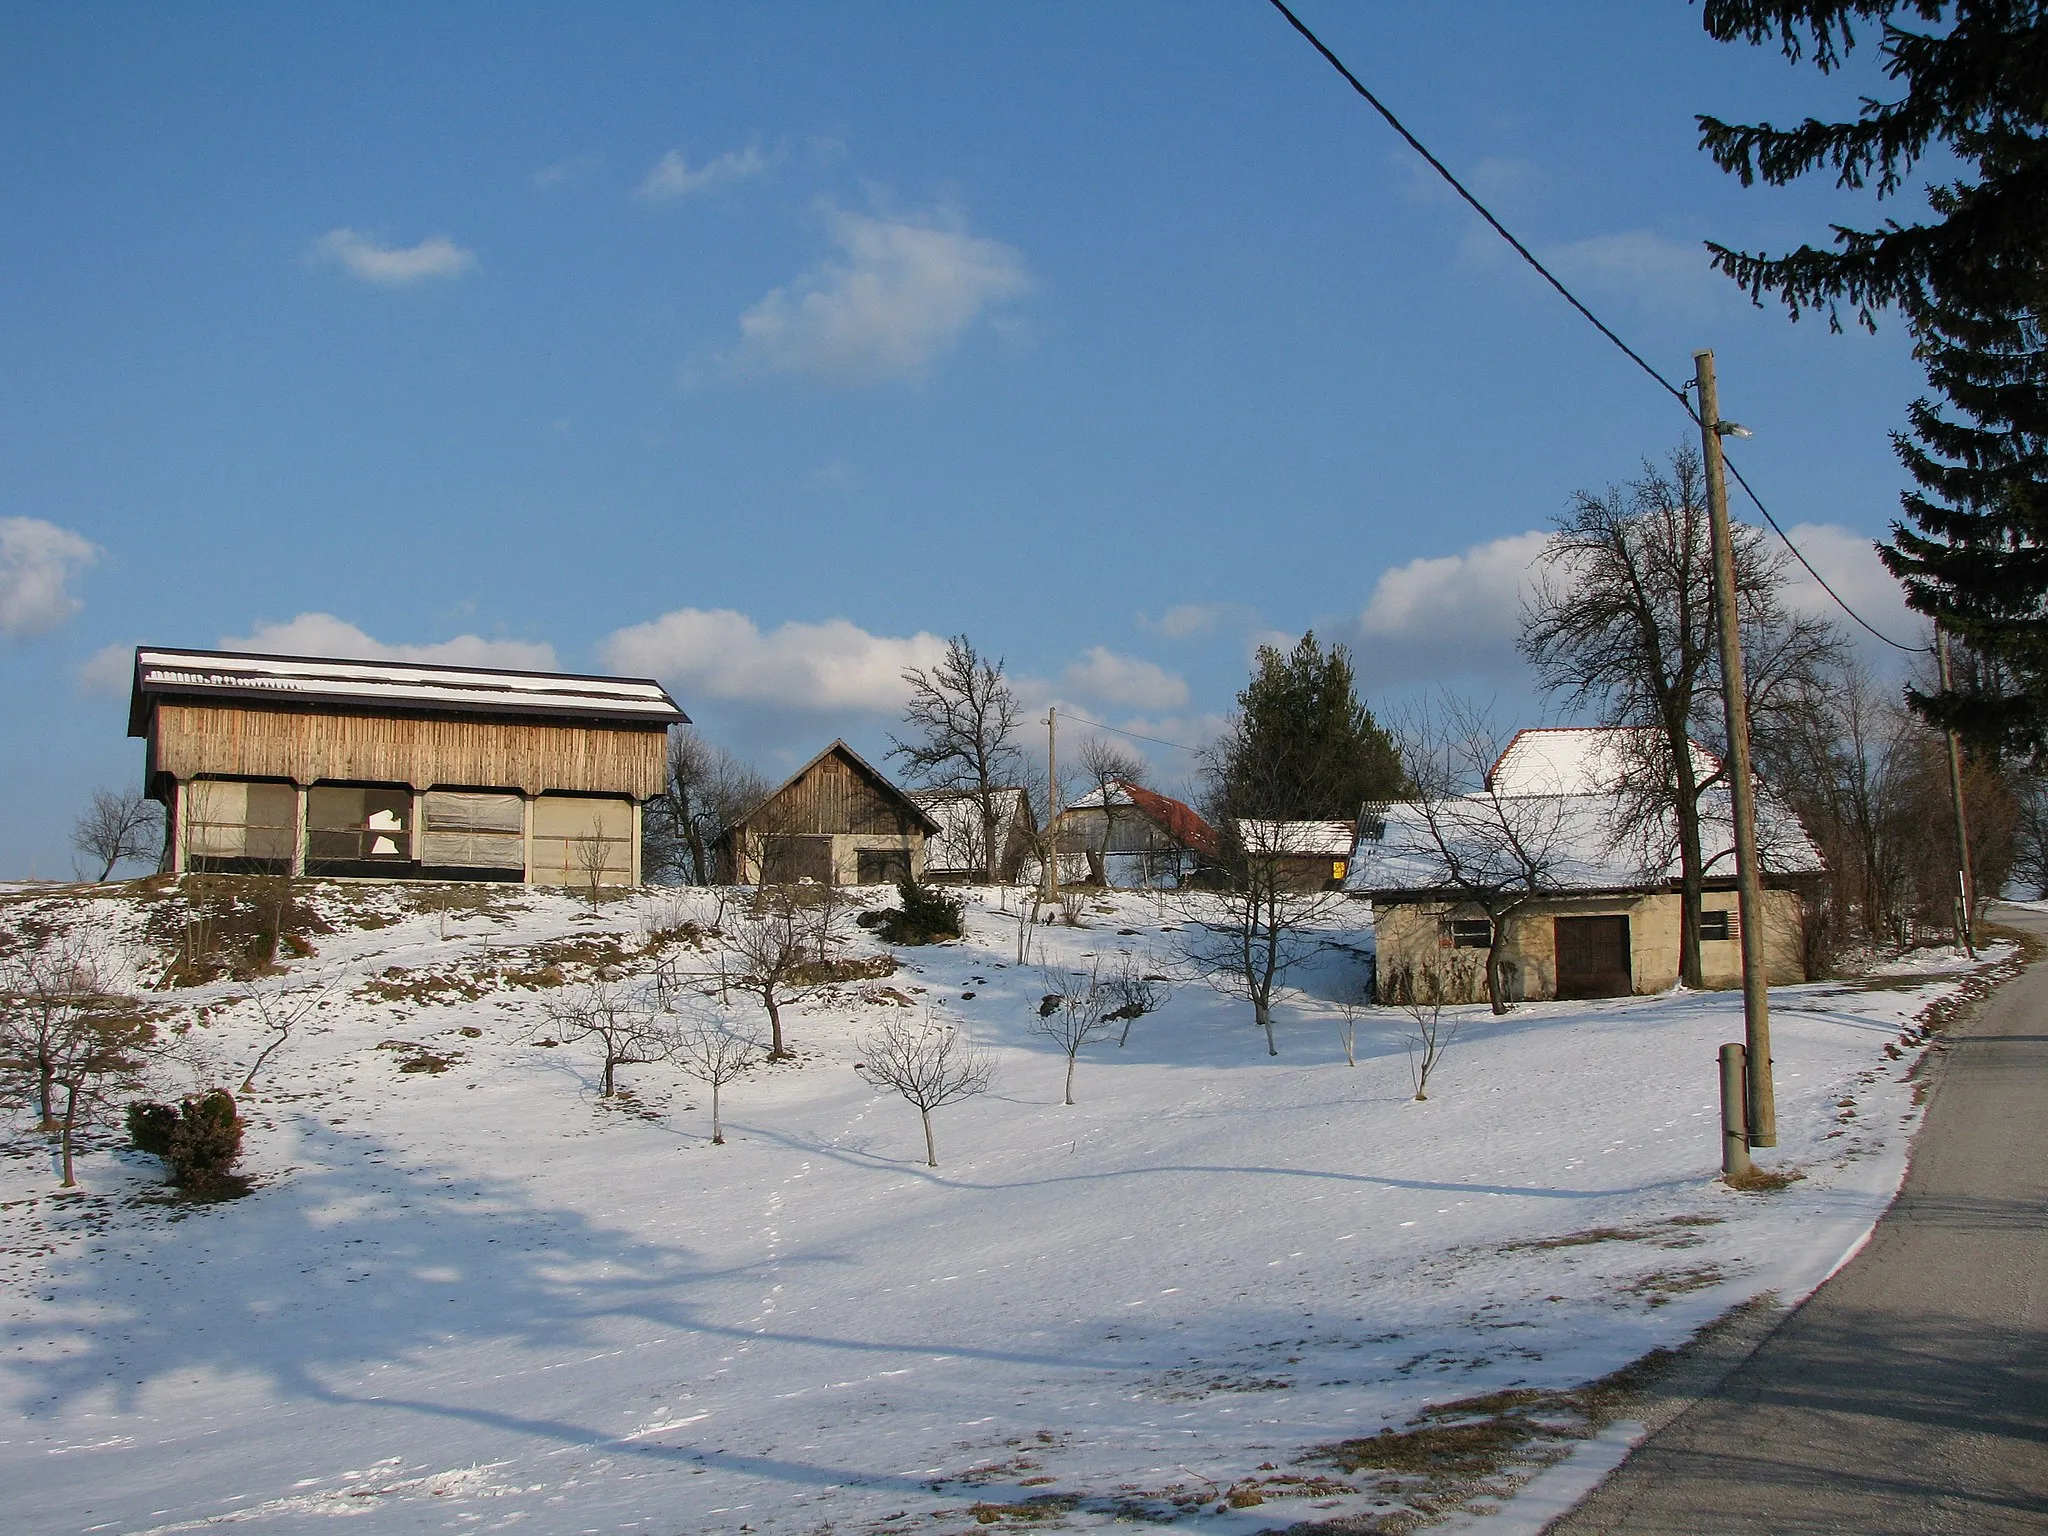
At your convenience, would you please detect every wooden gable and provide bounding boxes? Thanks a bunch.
[744,741,940,839]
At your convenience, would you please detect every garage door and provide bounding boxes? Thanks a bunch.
[1555,915,1632,999]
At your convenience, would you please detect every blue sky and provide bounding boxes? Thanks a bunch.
[0,3,1933,876]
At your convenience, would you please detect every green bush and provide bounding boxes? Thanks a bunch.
[126,1101,178,1158]
[879,878,965,945]
[128,1089,245,1190]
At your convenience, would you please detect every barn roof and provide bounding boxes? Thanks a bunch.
[1233,819,1357,858]
[1062,780,1220,857]
[126,647,687,735]
[740,740,943,836]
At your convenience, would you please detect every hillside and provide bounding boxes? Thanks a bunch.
[0,879,1994,1535]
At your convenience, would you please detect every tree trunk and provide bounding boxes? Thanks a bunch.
[38,1065,57,1133]
[1484,931,1510,1015]
[1064,1054,1076,1106]
[983,807,1002,884]
[59,1082,78,1186]
[764,990,787,1059]
[711,1080,723,1145]
[1672,728,1706,988]
[98,852,117,881]
[1255,997,1277,1057]
[920,1107,938,1168]
[601,1056,616,1096]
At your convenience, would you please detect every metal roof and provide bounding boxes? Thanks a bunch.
[127,647,688,735]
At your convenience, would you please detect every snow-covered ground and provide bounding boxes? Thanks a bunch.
[0,883,1996,1535]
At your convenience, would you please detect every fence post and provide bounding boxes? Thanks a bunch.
[1719,1042,1751,1180]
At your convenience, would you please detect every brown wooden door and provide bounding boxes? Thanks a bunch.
[1554,915,1632,998]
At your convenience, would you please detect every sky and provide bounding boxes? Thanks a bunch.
[0,2,1939,877]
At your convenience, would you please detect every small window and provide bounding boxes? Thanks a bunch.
[1448,918,1494,949]
[1700,909,1733,942]
[857,848,911,885]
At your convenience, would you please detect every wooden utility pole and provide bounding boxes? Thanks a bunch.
[1695,349,1776,1148]
[1936,627,1977,955]
[1045,706,1060,901]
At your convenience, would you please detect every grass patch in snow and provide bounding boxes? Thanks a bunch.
[1723,1164,1806,1194]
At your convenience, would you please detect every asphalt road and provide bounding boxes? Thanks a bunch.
[1550,906,2048,1535]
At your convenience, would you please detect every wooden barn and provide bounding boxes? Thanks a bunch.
[128,647,687,885]
[720,740,939,886]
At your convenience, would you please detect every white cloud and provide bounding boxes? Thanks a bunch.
[638,142,777,200]
[533,154,601,190]
[1776,522,1920,651]
[1139,601,1258,640]
[1541,229,1721,311]
[1061,646,1189,711]
[600,608,948,712]
[79,642,136,693]
[1350,529,1553,685]
[311,229,477,287]
[731,206,1030,384]
[0,516,99,638]
[219,613,558,671]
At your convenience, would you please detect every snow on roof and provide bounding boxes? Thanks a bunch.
[1060,780,1219,857]
[1350,727,1821,897]
[1488,726,1720,797]
[1233,820,1357,858]
[910,787,1033,873]
[128,647,687,734]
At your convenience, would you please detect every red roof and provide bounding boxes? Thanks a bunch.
[1117,780,1219,857]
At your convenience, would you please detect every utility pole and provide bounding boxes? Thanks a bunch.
[1695,349,1776,1148]
[1937,627,1977,956]
[1045,706,1060,902]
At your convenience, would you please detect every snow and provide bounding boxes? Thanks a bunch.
[132,648,685,723]
[0,884,1995,1534]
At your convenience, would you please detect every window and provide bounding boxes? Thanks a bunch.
[857,848,911,885]
[1700,909,1734,942]
[531,795,633,887]
[185,779,295,873]
[1447,918,1494,949]
[306,785,414,875]
[421,791,525,874]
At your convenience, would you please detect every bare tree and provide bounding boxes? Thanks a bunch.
[1075,737,1149,886]
[72,788,164,881]
[1383,697,1574,1015]
[725,889,838,1060]
[657,1005,761,1145]
[1103,950,1168,1047]
[890,635,1024,884]
[1,935,118,1129]
[0,938,154,1186]
[540,977,664,1097]
[1381,952,1480,1101]
[1033,960,1119,1105]
[1520,447,1844,985]
[856,1014,995,1168]
[1172,815,1349,1057]
[237,982,328,1094]
[645,729,768,885]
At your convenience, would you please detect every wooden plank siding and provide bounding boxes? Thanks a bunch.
[759,753,923,838]
[150,701,667,799]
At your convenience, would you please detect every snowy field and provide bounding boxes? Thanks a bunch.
[0,882,1997,1535]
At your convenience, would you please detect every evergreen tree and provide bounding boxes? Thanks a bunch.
[1699,1,2048,750]
[1217,632,1406,820]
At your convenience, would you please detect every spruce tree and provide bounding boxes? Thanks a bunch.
[1219,632,1406,820]
[1698,2,2048,748]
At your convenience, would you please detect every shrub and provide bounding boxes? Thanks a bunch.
[878,878,964,946]
[127,1089,245,1190]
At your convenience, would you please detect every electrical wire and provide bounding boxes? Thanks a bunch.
[1055,710,1203,754]
[1264,0,1929,655]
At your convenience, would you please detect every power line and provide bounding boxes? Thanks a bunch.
[1264,0,1928,655]
[1056,710,1203,754]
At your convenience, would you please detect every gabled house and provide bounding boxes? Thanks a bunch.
[1230,819,1357,891]
[910,787,1039,883]
[1348,726,1821,1001]
[127,647,686,885]
[719,740,941,886]
[1053,780,1218,888]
